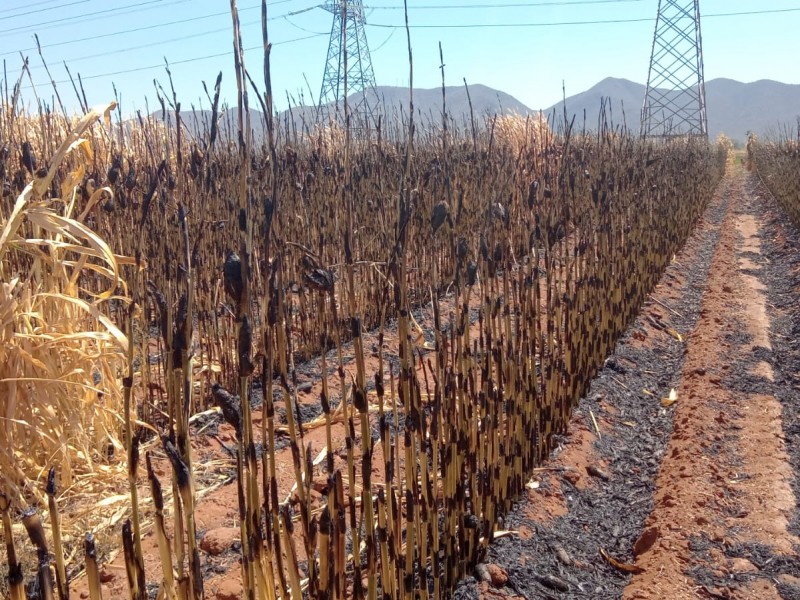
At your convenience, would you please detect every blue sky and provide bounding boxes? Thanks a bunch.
[2,0,799,116]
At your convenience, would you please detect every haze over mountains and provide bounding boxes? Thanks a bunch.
[146,78,799,144]
[547,77,800,143]
[312,78,800,142]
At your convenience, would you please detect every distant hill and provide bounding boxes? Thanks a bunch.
[139,83,535,141]
[272,84,537,132]
[545,77,800,142]
[360,84,534,121]
[138,78,800,144]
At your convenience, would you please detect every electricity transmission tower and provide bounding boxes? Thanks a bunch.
[641,0,708,138]
[318,0,377,123]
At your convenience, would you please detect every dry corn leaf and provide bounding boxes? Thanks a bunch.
[38,293,128,352]
[408,309,435,349]
[64,137,92,163]
[15,346,49,371]
[25,208,120,298]
[30,101,116,199]
[61,164,85,201]
[95,494,129,508]
[77,186,114,223]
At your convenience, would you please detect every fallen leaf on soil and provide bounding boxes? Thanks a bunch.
[188,407,221,425]
[95,494,129,508]
[661,388,678,407]
[197,362,222,375]
[525,479,540,489]
[623,421,637,427]
[666,327,684,342]
[642,389,654,396]
[492,530,517,540]
[599,547,645,574]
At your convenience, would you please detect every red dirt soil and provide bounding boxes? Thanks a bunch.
[623,165,798,600]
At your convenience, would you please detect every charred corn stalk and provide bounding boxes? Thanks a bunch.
[1,492,24,600]
[22,508,54,600]
[145,453,176,599]
[45,468,68,600]
[84,534,103,600]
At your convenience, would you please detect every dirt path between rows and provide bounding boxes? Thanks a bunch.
[457,161,800,600]
[623,164,800,599]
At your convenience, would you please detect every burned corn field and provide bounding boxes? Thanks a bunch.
[9,3,800,600]
[0,96,732,598]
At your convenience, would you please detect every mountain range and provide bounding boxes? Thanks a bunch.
[142,78,800,144]
[546,77,800,142]
[321,78,800,142]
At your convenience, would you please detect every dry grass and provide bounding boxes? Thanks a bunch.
[491,111,551,155]
[0,102,130,506]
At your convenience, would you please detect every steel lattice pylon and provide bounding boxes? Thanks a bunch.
[318,0,377,122]
[641,0,708,138]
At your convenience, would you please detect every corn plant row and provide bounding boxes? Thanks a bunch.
[749,132,800,229]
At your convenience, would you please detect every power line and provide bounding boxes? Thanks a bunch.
[369,16,648,27]
[8,2,788,71]
[28,24,252,71]
[20,32,326,91]
[0,0,75,15]
[371,28,397,52]
[0,0,300,59]
[365,0,646,9]
[0,0,186,35]
[282,15,328,36]
[698,6,800,18]
[1,0,90,19]
[12,1,795,99]
[366,5,800,28]
[22,7,320,73]
[2,0,297,37]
